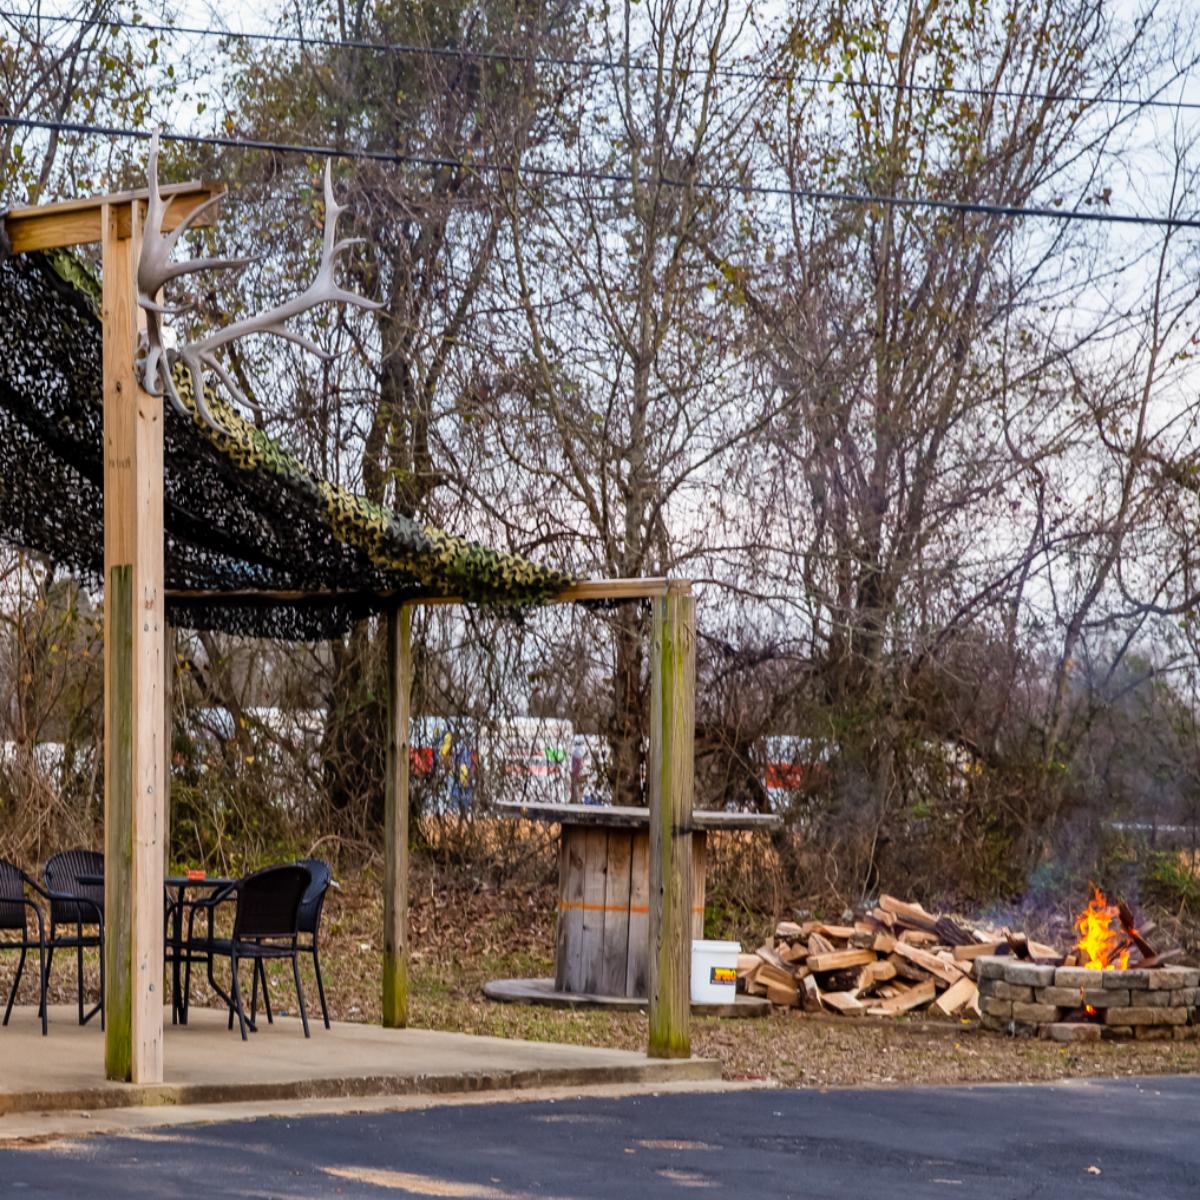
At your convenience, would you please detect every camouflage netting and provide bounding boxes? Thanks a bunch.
[0,250,573,640]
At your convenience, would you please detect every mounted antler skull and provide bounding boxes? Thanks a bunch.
[137,130,381,433]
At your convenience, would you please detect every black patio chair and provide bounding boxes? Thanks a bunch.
[252,858,336,1031]
[0,859,47,1036]
[42,848,104,1028]
[188,863,312,1041]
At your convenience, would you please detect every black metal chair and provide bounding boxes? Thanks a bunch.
[42,848,104,1027]
[188,864,312,1040]
[250,858,336,1031]
[0,859,47,1036]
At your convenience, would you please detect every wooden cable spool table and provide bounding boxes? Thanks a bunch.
[485,801,781,1013]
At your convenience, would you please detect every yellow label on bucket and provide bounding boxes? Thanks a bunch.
[710,966,737,985]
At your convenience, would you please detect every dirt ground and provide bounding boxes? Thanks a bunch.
[26,866,1200,1089]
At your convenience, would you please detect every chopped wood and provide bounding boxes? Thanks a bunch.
[807,948,877,973]
[855,959,897,990]
[736,953,761,980]
[889,952,934,983]
[799,973,823,1013]
[822,990,866,1015]
[755,944,791,973]
[1134,948,1184,969]
[780,942,809,964]
[807,932,836,956]
[879,894,938,931]
[866,980,938,1016]
[893,941,964,986]
[849,931,876,949]
[872,932,897,954]
[953,941,1003,961]
[933,976,979,1017]
[1005,931,1031,959]
[1117,899,1158,960]
[812,924,857,940]
[774,921,805,940]
[764,979,799,1007]
[899,930,939,948]
[756,961,799,990]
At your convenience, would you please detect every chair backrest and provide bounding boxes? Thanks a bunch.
[43,848,104,926]
[0,858,28,932]
[295,858,333,935]
[233,864,310,941]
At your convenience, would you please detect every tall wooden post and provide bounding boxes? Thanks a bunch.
[383,603,412,1027]
[102,199,165,1083]
[647,582,695,1058]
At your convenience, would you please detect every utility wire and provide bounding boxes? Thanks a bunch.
[3,113,1199,231]
[6,6,1200,114]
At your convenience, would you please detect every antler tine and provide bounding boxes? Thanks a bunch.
[137,134,382,435]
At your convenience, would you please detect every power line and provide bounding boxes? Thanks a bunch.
[3,112,1199,231]
[6,6,1200,115]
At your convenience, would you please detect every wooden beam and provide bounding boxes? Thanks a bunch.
[164,578,675,606]
[102,200,165,1084]
[647,586,695,1058]
[383,603,412,1028]
[5,181,223,254]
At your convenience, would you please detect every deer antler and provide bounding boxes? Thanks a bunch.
[137,130,381,434]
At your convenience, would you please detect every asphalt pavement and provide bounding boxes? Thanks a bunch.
[2,1074,1197,1198]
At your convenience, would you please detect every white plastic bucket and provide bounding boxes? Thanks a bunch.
[691,939,741,1004]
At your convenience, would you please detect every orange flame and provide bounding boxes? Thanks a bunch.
[1073,886,1130,971]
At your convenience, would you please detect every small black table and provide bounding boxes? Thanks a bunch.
[79,873,235,1026]
[164,876,235,1025]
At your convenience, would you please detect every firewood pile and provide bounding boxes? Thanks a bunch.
[738,894,1059,1019]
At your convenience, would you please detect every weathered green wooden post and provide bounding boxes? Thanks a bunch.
[383,602,412,1027]
[647,581,695,1058]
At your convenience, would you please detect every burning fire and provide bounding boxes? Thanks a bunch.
[1074,886,1131,971]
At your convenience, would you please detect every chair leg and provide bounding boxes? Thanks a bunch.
[40,936,54,1017]
[312,946,330,1030]
[255,959,273,1024]
[75,926,84,1025]
[4,946,26,1026]
[291,953,310,1038]
[229,952,248,1041]
[250,957,259,1027]
[37,939,46,1036]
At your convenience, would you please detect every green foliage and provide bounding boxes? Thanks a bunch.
[1143,852,1200,913]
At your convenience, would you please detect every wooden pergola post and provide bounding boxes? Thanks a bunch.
[383,602,412,1027]
[647,581,695,1058]
[4,182,220,1084]
[100,197,166,1082]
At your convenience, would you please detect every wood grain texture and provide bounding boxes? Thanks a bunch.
[5,182,221,253]
[102,201,165,1084]
[625,830,651,999]
[578,828,609,994]
[383,604,412,1028]
[600,830,633,995]
[647,589,696,1058]
[559,827,587,991]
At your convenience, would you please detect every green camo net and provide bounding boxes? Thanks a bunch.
[0,250,573,639]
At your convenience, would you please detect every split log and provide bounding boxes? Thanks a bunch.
[807,932,836,957]
[933,976,979,1017]
[799,973,823,1013]
[822,991,866,1016]
[866,980,937,1015]
[893,942,964,987]
[807,948,877,973]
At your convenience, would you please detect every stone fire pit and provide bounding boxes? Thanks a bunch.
[976,956,1200,1042]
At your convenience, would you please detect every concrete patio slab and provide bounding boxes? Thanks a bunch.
[0,1005,719,1118]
